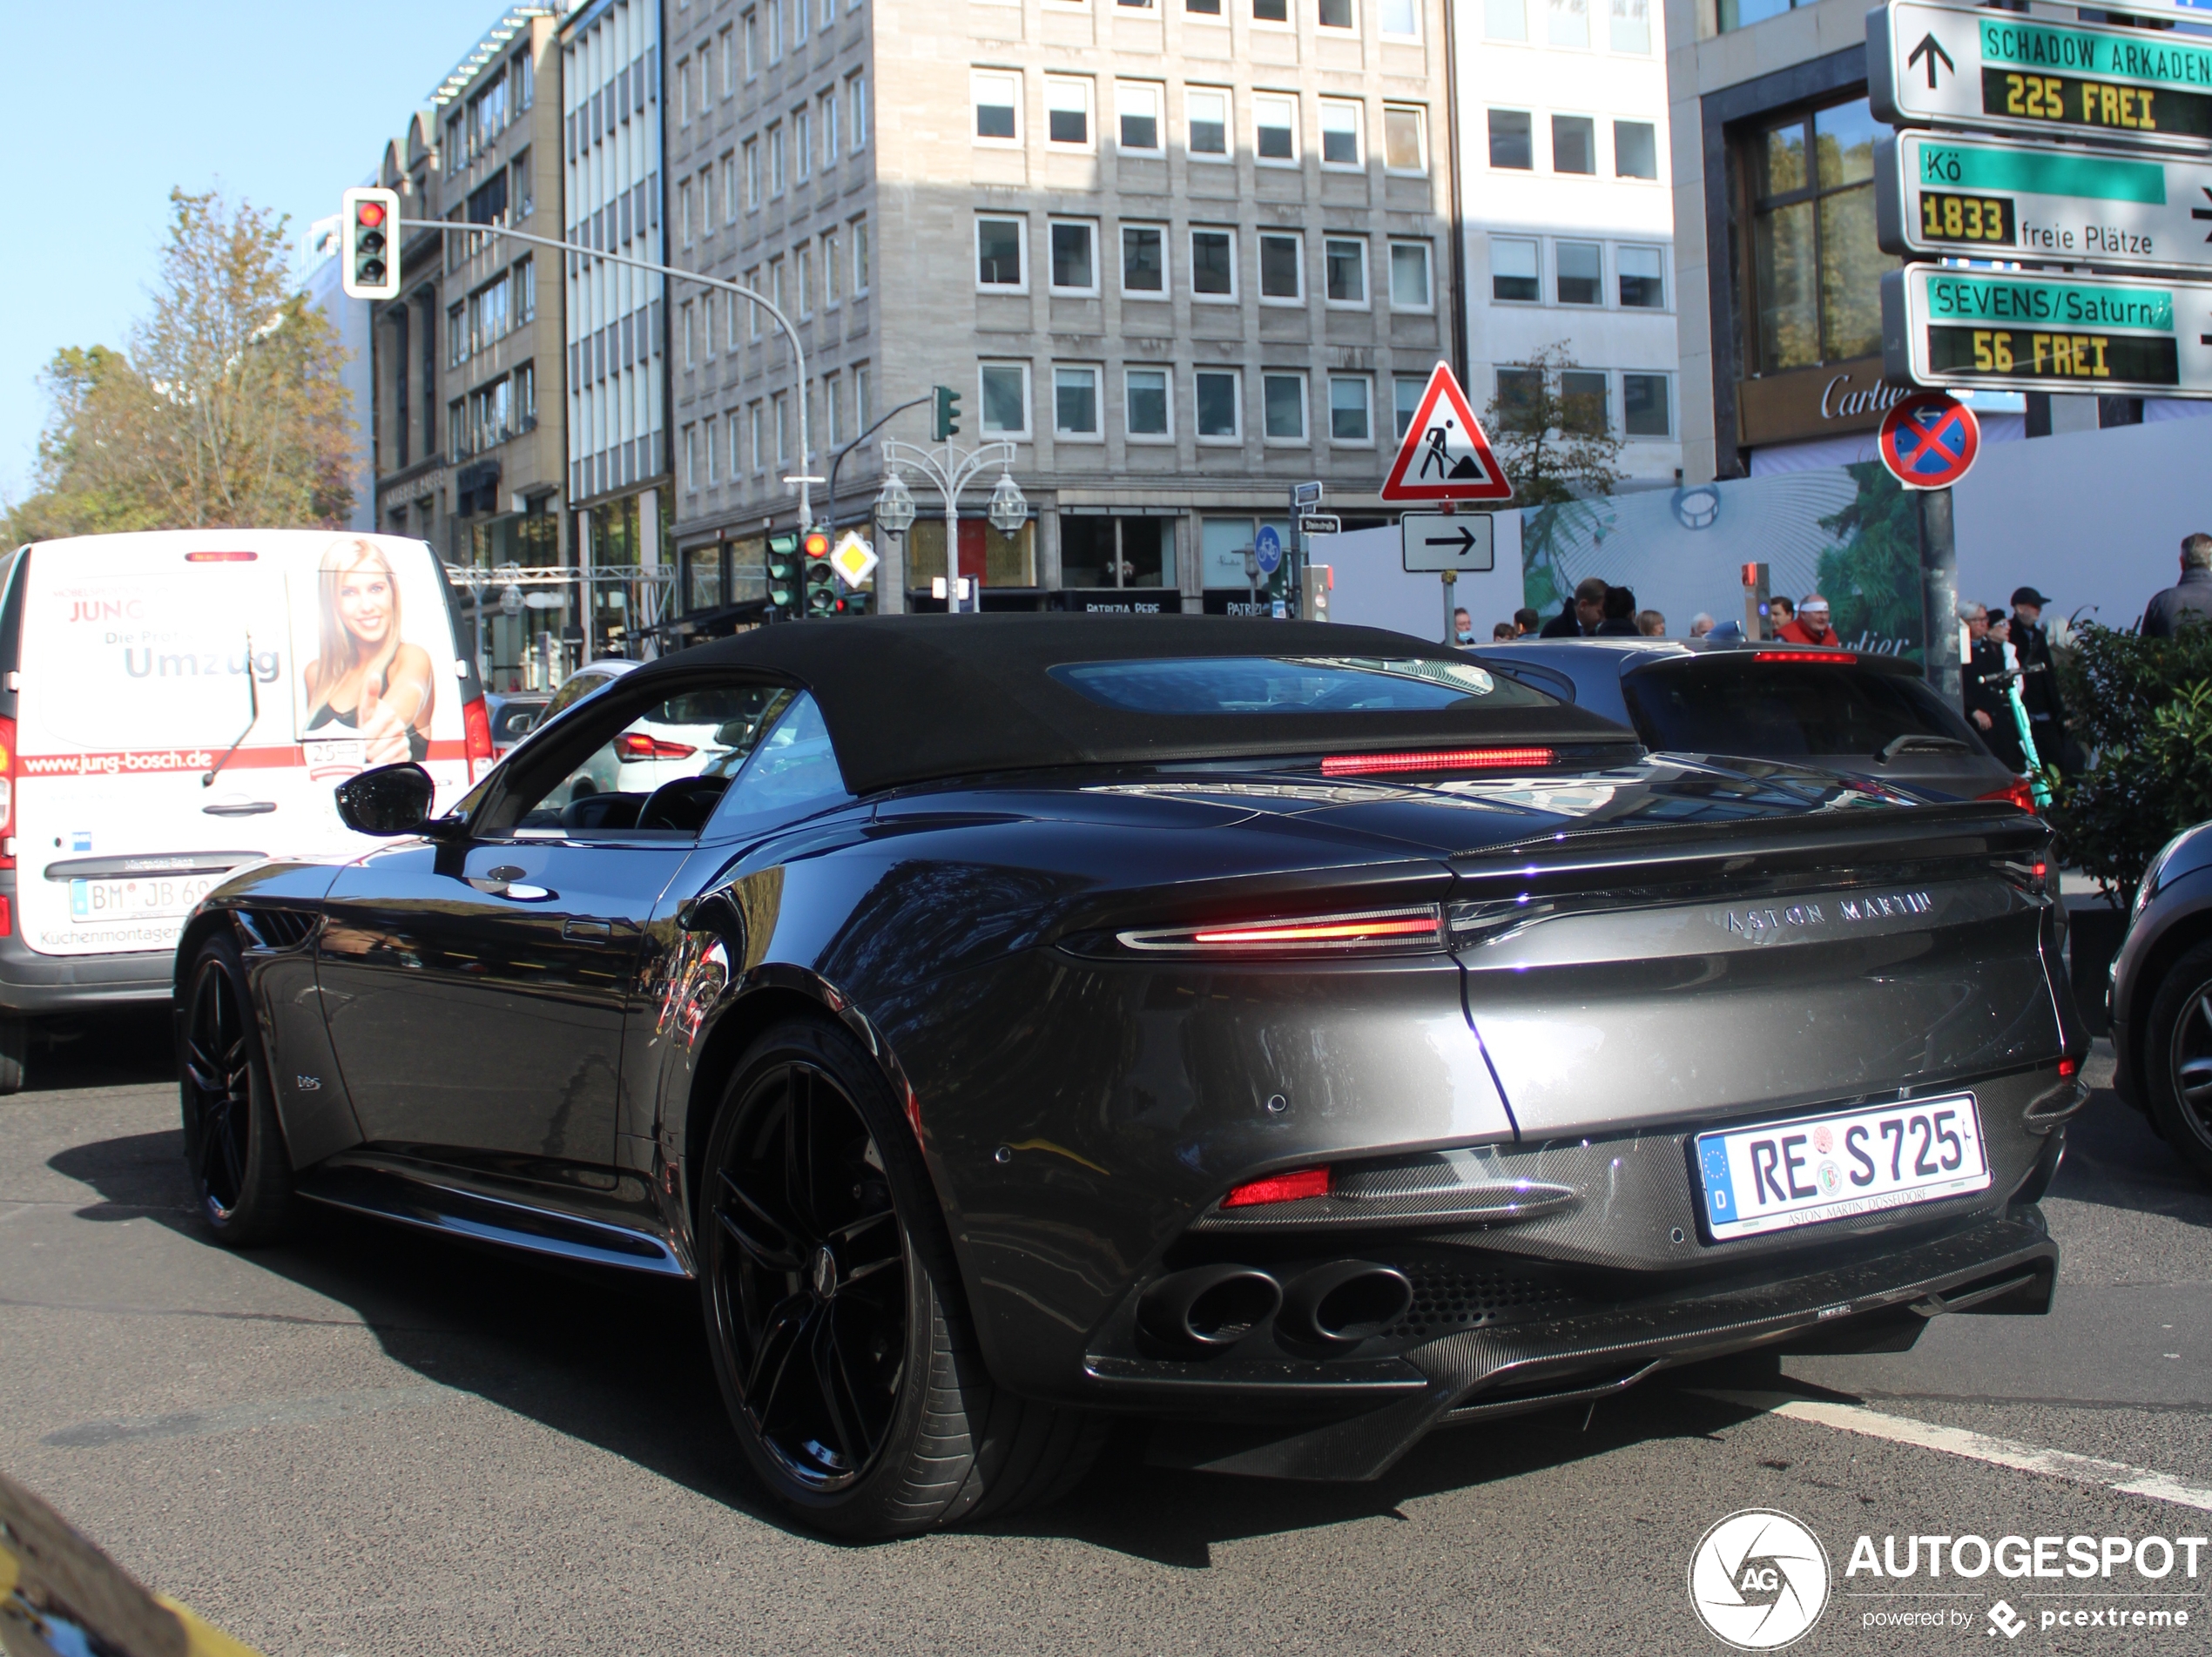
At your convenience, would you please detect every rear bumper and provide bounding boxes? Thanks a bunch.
[0,876,173,1015]
[1136,1208,2057,1482]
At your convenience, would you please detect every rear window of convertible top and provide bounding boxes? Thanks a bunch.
[1049,656,1557,715]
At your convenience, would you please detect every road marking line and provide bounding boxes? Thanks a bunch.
[1692,1390,2212,1515]
[41,1383,460,1449]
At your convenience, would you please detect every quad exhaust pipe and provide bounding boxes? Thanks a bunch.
[1138,1260,1413,1353]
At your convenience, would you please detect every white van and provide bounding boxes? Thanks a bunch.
[0,530,489,1089]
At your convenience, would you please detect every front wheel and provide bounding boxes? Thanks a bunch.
[698,1017,1102,1538]
[179,935,294,1244]
[2145,940,2212,1184]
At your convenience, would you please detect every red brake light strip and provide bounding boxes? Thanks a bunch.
[1222,1165,1332,1208]
[1319,746,1555,778]
[1752,650,1857,663]
[1117,904,1442,953]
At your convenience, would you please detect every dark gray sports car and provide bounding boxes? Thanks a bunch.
[172,616,2087,1537]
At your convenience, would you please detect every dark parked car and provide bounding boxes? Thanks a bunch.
[1469,637,2031,805]
[2107,821,2212,1181]
[172,616,2084,1538]
[483,691,550,759]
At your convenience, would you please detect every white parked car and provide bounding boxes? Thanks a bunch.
[536,659,780,809]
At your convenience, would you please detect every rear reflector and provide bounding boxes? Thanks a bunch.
[1118,904,1443,954]
[1222,1166,1331,1208]
[0,896,12,938]
[185,550,259,562]
[616,732,698,761]
[1978,778,2038,813]
[1753,650,1857,663]
[2057,1057,2079,1079]
[1319,746,1554,778]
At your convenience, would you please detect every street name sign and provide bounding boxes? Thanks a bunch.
[1872,0,2212,153]
[1877,393,1980,488]
[1379,362,1512,503]
[1878,130,2212,273]
[1882,263,2212,395]
[1399,513,1496,574]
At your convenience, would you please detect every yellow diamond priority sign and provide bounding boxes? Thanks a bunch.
[830,531,878,589]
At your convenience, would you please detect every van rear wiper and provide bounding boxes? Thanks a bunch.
[1878,733,1970,762]
[203,633,259,788]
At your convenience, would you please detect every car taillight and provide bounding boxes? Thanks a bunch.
[1222,1166,1332,1208]
[0,895,12,937]
[462,697,493,782]
[1979,778,2038,812]
[2057,1056,2079,1078]
[1753,650,1858,663]
[0,712,16,869]
[1116,904,1444,954]
[616,732,698,762]
[1319,746,1555,778]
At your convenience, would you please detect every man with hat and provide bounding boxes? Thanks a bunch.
[1776,594,1836,645]
[2008,585,2071,771]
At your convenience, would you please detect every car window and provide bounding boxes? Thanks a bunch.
[1620,661,1985,758]
[705,692,853,834]
[1049,656,1554,714]
[491,703,544,743]
[543,671,609,718]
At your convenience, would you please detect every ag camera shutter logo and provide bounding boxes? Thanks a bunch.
[1689,1509,1832,1649]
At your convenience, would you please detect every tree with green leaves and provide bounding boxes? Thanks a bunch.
[6,189,355,543]
[1479,340,1626,509]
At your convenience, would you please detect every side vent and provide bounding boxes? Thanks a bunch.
[238,908,320,951]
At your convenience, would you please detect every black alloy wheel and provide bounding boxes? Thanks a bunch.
[179,935,293,1243]
[699,1018,1105,1537]
[711,1057,907,1491]
[2146,942,2212,1183]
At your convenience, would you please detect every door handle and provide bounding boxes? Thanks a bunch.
[563,919,614,942]
[203,802,277,817]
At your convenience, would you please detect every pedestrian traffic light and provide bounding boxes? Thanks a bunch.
[765,532,801,620]
[801,529,841,617]
[932,385,961,441]
[341,187,402,301]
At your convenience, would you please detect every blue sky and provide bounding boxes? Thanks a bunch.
[1,2,522,506]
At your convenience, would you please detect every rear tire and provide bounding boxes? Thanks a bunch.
[179,936,294,1245]
[2144,940,2212,1185]
[698,1015,1103,1538]
[0,1018,27,1095]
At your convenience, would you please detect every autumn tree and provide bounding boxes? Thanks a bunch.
[1480,340,1625,508]
[6,189,355,542]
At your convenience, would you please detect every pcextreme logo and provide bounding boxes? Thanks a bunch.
[1689,1509,1832,1649]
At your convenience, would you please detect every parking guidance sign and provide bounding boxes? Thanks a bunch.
[1882,262,2212,395]
[1872,0,2212,153]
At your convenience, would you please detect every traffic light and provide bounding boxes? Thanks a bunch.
[765,532,801,620]
[803,529,841,617]
[932,385,961,441]
[341,187,401,301]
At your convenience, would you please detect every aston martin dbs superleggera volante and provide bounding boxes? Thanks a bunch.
[174,616,2087,1536]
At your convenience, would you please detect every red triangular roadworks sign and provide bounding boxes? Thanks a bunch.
[1380,361,1512,503]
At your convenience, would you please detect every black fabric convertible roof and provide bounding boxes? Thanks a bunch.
[628,615,1633,795]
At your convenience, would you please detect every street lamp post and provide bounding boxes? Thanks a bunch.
[878,438,1024,613]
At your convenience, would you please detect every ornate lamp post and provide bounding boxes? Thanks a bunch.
[879,437,1023,613]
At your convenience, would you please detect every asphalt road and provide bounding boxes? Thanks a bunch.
[3,1014,2208,1656]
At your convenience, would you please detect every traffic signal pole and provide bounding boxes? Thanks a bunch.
[390,218,814,532]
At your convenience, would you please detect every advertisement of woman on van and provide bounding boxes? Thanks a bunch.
[300,539,438,773]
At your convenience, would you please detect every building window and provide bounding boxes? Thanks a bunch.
[1493,236,1540,301]
[679,178,695,246]
[746,266,764,336]
[1055,365,1101,437]
[1612,0,1650,51]
[853,217,871,293]
[823,89,840,164]
[769,0,783,61]
[1126,367,1170,437]
[1262,374,1306,441]
[1188,0,1224,16]
[1623,372,1670,435]
[973,71,1018,142]
[448,301,468,368]
[685,422,700,489]
[976,216,1032,293]
[824,228,842,306]
[797,244,813,316]
[1380,0,1419,37]
[745,139,761,208]
[1393,374,1425,438]
[1318,0,1353,26]
[719,153,736,224]
[1328,376,1372,443]
[1548,0,1589,47]
[1496,366,1542,427]
[1746,97,1887,373]
[1561,370,1608,432]
[1486,0,1526,38]
[516,360,535,428]
[750,402,764,471]
[1383,106,1426,173]
[1619,244,1665,307]
[856,363,872,428]
[794,106,812,179]
[1253,0,1289,22]
[1554,115,1596,174]
[774,392,790,465]
[1258,232,1302,301]
[1187,88,1230,157]
[1190,228,1236,299]
[1049,221,1098,293]
[769,123,786,193]
[512,150,534,219]
[1046,77,1092,145]
[980,362,1030,436]
[1318,100,1363,168]
[1615,120,1658,179]
[683,300,697,367]
[849,71,868,148]
[1490,110,1533,169]
[1325,238,1367,306]
[1389,241,1432,309]
[705,414,719,484]
[1557,240,1602,304]
[448,398,466,461]
[678,57,692,125]
[1122,225,1165,293]
[1195,369,1241,440]
[823,374,842,447]
[1117,83,1163,152]
[1254,94,1297,164]
[745,9,759,77]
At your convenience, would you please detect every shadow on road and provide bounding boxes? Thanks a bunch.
[2047,1086,2212,1229]
[19,1008,176,1095]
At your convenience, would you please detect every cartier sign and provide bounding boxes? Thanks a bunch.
[1737,355,1916,448]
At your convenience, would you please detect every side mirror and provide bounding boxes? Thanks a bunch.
[335,763,438,837]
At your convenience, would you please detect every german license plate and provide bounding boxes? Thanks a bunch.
[1694,1094,1990,1242]
[69,875,217,924]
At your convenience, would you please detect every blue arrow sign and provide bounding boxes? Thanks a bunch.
[1254,525,1283,576]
